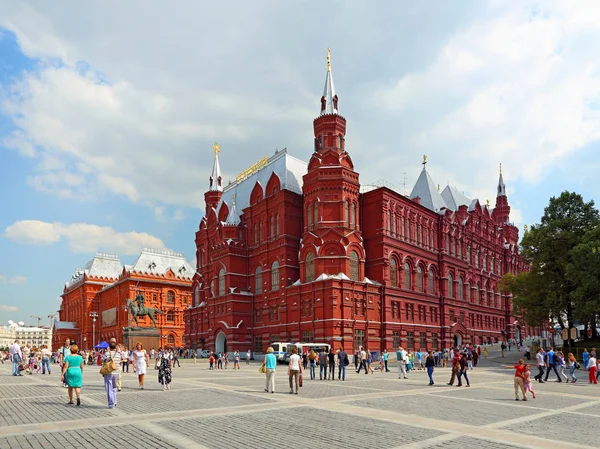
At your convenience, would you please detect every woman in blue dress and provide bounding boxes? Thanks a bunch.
[61,344,83,406]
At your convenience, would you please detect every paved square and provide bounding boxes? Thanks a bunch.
[1,352,599,449]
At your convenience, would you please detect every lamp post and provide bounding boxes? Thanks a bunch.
[90,312,98,348]
[83,336,87,351]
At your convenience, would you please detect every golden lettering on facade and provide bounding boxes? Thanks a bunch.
[235,156,269,183]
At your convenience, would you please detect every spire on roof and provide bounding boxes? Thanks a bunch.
[226,194,240,225]
[497,163,506,197]
[320,48,338,115]
[209,142,223,192]
[410,163,447,212]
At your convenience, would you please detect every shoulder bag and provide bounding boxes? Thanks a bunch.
[99,352,117,375]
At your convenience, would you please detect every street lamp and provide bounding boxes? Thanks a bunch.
[83,336,87,351]
[90,312,98,348]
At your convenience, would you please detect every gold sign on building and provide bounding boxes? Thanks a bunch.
[236,156,269,183]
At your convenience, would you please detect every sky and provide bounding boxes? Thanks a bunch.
[1,0,600,325]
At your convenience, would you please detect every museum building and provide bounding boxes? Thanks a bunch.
[185,54,538,355]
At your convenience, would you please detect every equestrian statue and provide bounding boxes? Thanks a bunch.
[125,292,164,328]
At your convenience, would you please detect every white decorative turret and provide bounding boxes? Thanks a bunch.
[320,48,338,116]
[226,195,240,225]
[497,163,506,197]
[209,142,223,192]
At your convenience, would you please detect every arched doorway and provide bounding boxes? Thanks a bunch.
[215,331,227,354]
[514,326,521,342]
[453,333,462,348]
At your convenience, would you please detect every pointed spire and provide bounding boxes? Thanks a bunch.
[497,163,506,197]
[226,194,240,225]
[320,48,338,115]
[410,162,447,212]
[209,142,223,192]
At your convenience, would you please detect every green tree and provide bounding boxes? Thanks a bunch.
[518,192,599,338]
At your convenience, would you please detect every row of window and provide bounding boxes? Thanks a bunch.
[386,212,434,249]
[254,306,280,323]
[305,251,359,282]
[391,302,438,322]
[252,214,281,245]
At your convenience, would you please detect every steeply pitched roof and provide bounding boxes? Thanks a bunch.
[209,151,223,192]
[441,185,471,211]
[129,247,194,279]
[410,167,447,212]
[321,69,337,115]
[66,253,122,288]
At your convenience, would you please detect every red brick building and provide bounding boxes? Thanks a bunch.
[55,248,192,350]
[186,54,537,355]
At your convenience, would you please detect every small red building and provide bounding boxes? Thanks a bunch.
[186,53,538,355]
[55,248,192,350]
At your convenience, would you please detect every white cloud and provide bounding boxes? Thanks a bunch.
[0,275,27,284]
[0,305,19,312]
[4,220,165,255]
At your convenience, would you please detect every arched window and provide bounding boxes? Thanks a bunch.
[447,273,453,298]
[390,258,397,287]
[218,268,226,296]
[401,216,405,237]
[307,204,312,228]
[276,214,280,237]
[167,335,175,345]
[452,237,457,255]
[167,290,175,304]
[259,222,263,242]
[314,202,319,227]
[392,213,397,236]
[305,252,315,282]
[351,203,356,228]
[475,250,480,268]
[270,216,274,238]
[387,210,391,233]
[271,261,280,291]
[428,269,434,294]
[475,285,480,303]
[404,263,411,289]
[349,251,359,281]
[458,277,464,300]
[254,224,258,244]
[416,266,423,292]
[255,266,262,294]
[466,281,471,301]
[344,201,349,227]
[418,225,422,245]
[194,286,200,306]
[166,310,174,322]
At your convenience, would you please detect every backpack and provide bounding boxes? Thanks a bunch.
[553,353,560,365]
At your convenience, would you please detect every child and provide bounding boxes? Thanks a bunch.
[209,353,215,370]
[523,364,536,399]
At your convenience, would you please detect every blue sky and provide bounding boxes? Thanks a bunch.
[1,1,600,324]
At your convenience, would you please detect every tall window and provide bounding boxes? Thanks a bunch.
[167,290,175,304]
[349,251,359,281]
[416,266,423,292]
[305,252,315,282]
[404,263,411,289]
[432,333,438,351]
[390,258,397,287]
[276,214,280,237]
[255,266,262,294]
[166,310,174,321]
[271,261,280,291]
[475,285,480,303]
[270,216,274,238]
[314,202,319,227]
[259,222,263,242]
[307,204,312,228]
[254,224,258,244]
[392,213,397,236]
[392,332,400,349]
[420,332,427,350]
[218,268,226,296]
[344,201,349,227]
[387,210,391,233]
[167,335,175,345]
[351,203,356,229]
[354,330,365,350]
[428,269,434,294]
[447,273,453,298]
[458,277,464,300]
[194,286,200,307]
[406,332,414,350]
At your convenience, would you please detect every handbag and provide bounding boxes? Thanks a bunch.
[259,365,267,374]
[99,352,117,375]
[299,373,303,387]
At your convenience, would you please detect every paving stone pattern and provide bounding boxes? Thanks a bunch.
[0,348,599,449]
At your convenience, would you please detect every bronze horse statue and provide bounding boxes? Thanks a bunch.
[125,298,164,328]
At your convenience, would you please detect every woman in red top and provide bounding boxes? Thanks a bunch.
[513,359,527,401]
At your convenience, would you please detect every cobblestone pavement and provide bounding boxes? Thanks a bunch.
[0,350,598,449]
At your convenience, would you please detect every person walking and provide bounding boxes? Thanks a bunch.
[396,346,408,379]
[587,353,598,384]
[40,344,52,375]
[544,348,561,382]
[121,347,129,373]
[582,348,589,371]
[309,350,317,380]
[534,348,545,383]
[61,344,83,406]
[9,340,23,377]
[425,351,435,385]
[523,364,536,399]
[246,349,251,364]
[101,338,122,409]
[233,350,241,369]
[327,348,336,380]
[447,350,461,386]
[172,350,180,368]
[456,352,470,387]
[337,347,348,381]
[382,349,389,372]
[513,359,527,401]
[287,346,302,395]
[156,347,174,390]
[134,342,149,390]
[262,347,276,393]
[557,351,568,382]
[567,352,578,383]
[58,339,71,387]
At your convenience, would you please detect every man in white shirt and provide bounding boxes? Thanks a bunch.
[246,350,251,364]
[58,339,71,387]
[534,348,545,383]
[9,340,23,376]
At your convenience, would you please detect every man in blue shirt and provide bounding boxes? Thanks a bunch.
[544,347,561,382]
[263,347,277,393]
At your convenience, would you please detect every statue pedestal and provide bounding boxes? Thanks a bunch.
[123,327,161,352]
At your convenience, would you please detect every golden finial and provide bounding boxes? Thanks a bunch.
[486,199,490,207]
[232,194,236,206]
[437,184,440,192]
[212,141,221,157]
[422,154,427,167]
[524,224,528,233]
[327,48,331,72]
[499,162,502,175]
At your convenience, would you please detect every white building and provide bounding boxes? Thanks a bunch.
[0,321,53,350]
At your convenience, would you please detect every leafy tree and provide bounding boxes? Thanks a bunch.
[517,192,599,340]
